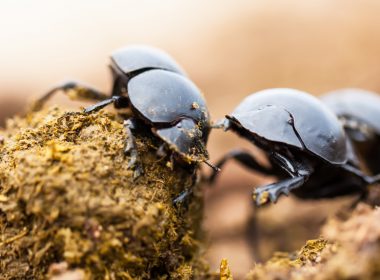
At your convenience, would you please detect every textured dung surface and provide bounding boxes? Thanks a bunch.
[246,204,380,280]
[0,108,213,280]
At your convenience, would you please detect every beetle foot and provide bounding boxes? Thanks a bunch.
[252,176,306,206]
[156,144,167,158]
[125,143,143,178]
[252,190,270,206]
[123,119,143,178]
[252,185,288,206]
[173,189,192,205]
[132,164,144,179]
[125,152,143,179]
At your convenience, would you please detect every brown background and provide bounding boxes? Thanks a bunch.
[1,0,380,278]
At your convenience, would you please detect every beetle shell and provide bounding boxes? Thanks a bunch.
[322,88,380,134]
[228,106,304,149]
[128,69,209,125]
[228,88,347,164]
[111,45,185,76]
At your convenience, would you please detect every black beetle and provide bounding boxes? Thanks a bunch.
[33,45,217,203]
[322,88,380,174]
[210,88,380,206]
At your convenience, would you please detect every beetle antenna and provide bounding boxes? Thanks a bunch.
[204,160,221,172]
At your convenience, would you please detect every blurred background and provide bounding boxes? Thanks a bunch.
[1,0,380,278]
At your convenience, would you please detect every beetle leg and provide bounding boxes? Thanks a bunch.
[340,163,379,185]
[349,190,369,209]
[253,176,307,206]
[245,207,262,262]
[208,149,274,184]
[173,189,193,205]
[173,170,198,205]
[124,118,143,178]
[83,95,129,113]
[156,144,167,158]
[253,152,313,206]
[211,118,229,129]
[369,173,380,184]
[32,81,109,111]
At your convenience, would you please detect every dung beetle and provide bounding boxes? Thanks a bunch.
[210,88,380,206]
[322,88,380,174]
[33,45,217,203]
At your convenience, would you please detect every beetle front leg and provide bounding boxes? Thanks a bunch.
[253,176,308,206]
[340,163,380,185]
[173,170,198,205]
[124,118,143,178]
[156,144,167,158]
[32,81,109,111]
[253,152,313,206]
[173,189,193,205]
[83,95,130,113]
[208,149,275,184]
[211,118,228,129]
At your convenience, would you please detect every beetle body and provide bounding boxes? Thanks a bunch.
[109,60,210,163]
[211,88,377,205]
[228,89,347,164]
[322,88,380,174]
[35,45,213,203]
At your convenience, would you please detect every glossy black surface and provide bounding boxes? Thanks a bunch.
[209,88,377,206]
[322,88,380,174]
[110,46,210,166]
[322,88,380,134]
[128,70,209,125]
[108,47,211,167]
[228,106,303,150]
[111,45,185,76]
[229,88,347,164]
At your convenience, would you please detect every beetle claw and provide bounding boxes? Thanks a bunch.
[125,152,143,179]
[253,176,306,206]
[252,190,270,206]
[133,165,144,179]
[173,189,192,205]
[211,118,228,129]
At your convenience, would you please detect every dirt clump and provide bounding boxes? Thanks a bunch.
[246,203,380,280]
[0,107,213,279]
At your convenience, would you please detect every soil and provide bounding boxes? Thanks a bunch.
[246,203,380,280]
